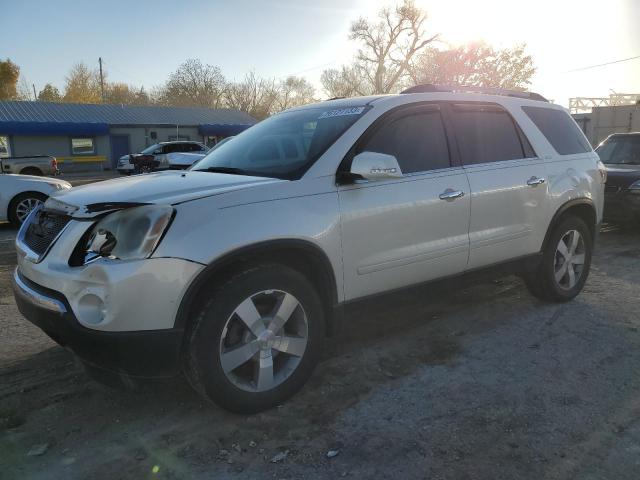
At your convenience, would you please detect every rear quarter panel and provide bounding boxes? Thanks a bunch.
[509,104,603,248]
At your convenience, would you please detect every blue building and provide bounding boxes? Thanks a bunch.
[0,101,256,170]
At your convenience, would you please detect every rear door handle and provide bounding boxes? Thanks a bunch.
[439,189,465,200]
[527,176,546,186]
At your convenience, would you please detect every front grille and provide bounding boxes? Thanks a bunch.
[22,209,71,256]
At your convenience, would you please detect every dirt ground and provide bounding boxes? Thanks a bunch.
[1,219,640,480]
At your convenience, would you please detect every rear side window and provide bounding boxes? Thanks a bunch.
[451,104,530,165]
[360,109,451,173]
[522,106,591,155]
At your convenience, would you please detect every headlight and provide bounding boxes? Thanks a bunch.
[48,181,71,190]
[84,205,173,263]
[629,180,640,194]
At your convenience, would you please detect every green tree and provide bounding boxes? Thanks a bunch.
[0,59,21,100]
[38,83,62,102]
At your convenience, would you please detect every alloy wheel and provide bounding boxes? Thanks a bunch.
[219,290,308,392]
[554,229,586,290]
[15,197,43,223]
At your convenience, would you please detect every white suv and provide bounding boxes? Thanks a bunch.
[12,86,605,413]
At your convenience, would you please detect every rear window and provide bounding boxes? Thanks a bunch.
[451,104,531,165]
[522,106,592,155]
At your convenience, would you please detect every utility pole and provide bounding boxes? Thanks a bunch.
[32,84,37,101]
[98,57,105,103]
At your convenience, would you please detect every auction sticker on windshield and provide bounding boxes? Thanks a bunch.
[318,107,366,119]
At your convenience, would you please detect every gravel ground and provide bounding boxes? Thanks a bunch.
[1,221,639,480]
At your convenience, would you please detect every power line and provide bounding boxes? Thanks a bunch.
[564,55,640,73]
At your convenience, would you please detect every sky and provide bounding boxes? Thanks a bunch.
[4,0,640,107]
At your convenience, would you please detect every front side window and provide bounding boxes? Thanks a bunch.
[141,143,161,154]
[596,135,640,165]
[192,106,368,179]
[522,106,592,155]
[451,104,530,165]
[71,138,95,155]
[358,108,451,173]
[0,136,10,158]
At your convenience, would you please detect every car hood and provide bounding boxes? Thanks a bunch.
[605,163,640,189]
[5,173,71,187]
[51,170,284,215]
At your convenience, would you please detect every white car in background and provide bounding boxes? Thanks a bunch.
[117,141,209,174]
[0,173,71,226]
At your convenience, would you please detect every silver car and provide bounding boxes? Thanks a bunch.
[13,86,605,412]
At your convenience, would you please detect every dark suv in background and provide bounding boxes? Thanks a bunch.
[596,133,640,226]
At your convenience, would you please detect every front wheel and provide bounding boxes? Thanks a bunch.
[524,216,593,302]
[8,192,47,227]
[184,264,325,413]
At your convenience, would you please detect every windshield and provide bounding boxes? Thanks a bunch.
[141,143,161,154]
[596,135,640,165]
[191,106,368,179]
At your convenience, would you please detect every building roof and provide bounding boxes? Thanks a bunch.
[0,101,255,127]
[0,101,256,137]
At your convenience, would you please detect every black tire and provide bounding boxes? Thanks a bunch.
[8,192,47,227]
[19,167,43,176]
[184,264,325,413]
[524,215,593,302]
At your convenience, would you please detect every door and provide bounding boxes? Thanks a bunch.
[109,135,130,169]
[338,104,471,301]
[447,103,548,269]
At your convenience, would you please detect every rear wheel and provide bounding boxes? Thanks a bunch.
[524,216,593,302]
[19,167,43,176]
[184,264,325,413]
[8,192,47,226]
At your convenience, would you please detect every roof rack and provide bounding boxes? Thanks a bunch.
[400,84,549,102]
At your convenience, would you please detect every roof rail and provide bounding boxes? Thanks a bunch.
[400,84,549,102]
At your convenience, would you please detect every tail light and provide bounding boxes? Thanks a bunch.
[597,160,607,184]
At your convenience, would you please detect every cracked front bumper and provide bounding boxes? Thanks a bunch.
[12,268,185,378]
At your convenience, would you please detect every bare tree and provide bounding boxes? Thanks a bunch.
[337,0,438,94]
[158,59,226,108]
[320,66,369,98]
[410,42,535,90]
[274,76,316,111]
[225,71,279,120]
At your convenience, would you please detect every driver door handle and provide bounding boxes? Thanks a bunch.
[439,189,465,200]
[527,176,546,186]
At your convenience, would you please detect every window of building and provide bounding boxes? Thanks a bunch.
[359,109,451,173]
[71,138,95,155]
[0,136,10,158]
[522,106,592,155]
[451,104,531,165]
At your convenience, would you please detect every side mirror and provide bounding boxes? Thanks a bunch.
[350,151,403,181]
